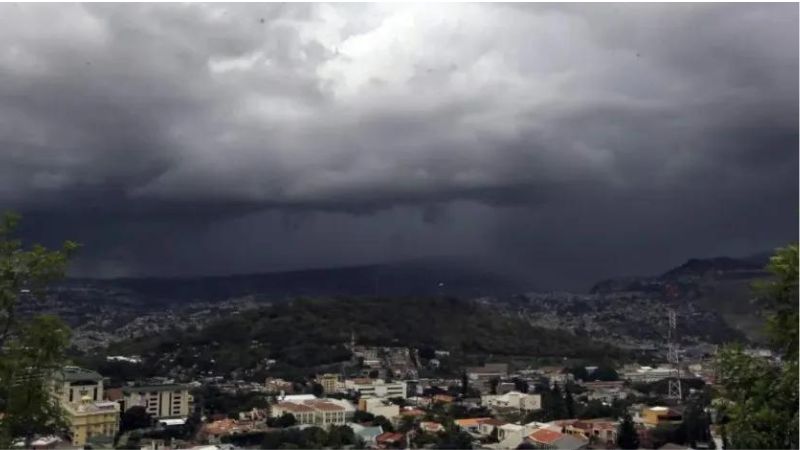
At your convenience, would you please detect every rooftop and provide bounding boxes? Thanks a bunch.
[529,428,564,444]
[58,366,103,382]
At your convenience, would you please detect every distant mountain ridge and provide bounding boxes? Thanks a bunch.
[62,258,530,305]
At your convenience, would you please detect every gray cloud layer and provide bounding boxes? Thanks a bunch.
[0,3,796,289]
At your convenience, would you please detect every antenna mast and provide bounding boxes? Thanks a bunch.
[667,286,683,401]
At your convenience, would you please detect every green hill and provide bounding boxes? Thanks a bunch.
[106,297,621,379]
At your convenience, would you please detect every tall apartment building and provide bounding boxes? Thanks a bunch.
[121,384,193,418]
[345,378,407,399]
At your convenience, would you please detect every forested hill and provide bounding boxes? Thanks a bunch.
[105,297,622,379]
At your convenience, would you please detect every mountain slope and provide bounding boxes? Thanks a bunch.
[105,297,622,379]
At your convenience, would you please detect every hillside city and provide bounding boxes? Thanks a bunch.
[4,252,788,450]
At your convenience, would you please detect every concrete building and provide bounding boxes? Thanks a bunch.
[359,398,400,420]
[62,397,120,447]
[622,366,675,383]
[272,398,347,427]
[121,384,193,419]
[52,366,104,405]
[466,363,508,382]
[316,373,343,394]
[482,391,542,411]
[640,406,683,428]
[345,378,407,399]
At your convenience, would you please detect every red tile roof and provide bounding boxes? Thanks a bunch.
[376,432,405,444]
[529,428,564,444]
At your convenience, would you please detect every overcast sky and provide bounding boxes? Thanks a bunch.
[1,3,797,290]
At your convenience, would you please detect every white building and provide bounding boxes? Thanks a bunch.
[272,398,347,427]
[622,366,674,383]
[345,379,407,399]
[359,398,400,420]
[482,391,542,411]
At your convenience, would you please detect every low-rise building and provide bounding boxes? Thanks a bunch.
[316,373,344,394]
[121,384,193,419]
[345,378,407,399]
[482,391,542,411]
[360,398,400,420]
[272,398,347,427]
[640,406,683,428]
[623,366,675,383]
[62,397,120,447]
[52,366,104,405]
[466,364,509,383]
[526,428,588,450]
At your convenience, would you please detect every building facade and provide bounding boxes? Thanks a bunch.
[62,398,120,446]
[121,384,193,418]
[345,379,407,399]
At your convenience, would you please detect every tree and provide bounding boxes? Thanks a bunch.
[489,377,500,395]
[549,383,567,420]
[311,382,324,398]
[353,410,375,423]
[120,406,153,433]
[616,414,640,449]
[0,213,78,447]
[398,414,416,433]
[460,372,469,397]
[372,415,394,432]
[564,385,575,418]
[759,244,799,360]
[513,378,529,393]
[268,413,297,428]
[715,244,799,449]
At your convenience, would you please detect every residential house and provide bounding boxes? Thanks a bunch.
[455,418,493,435]
[376,432,405,449]
[526,428,588,450]
[420,421,445,433]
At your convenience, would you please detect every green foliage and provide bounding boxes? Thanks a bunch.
[110,297,622,378]
[120,406,153,433]
[758,243,799,360]
[192,385,268,418]
[715,243,799,449]
[352,410,375,423]
[372,415,394,432]
[0,213,78,447]
[716,346,798,448]
[616,414,639,449]
[266,413,297,428]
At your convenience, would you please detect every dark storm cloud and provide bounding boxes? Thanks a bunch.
[0,3,796,287]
